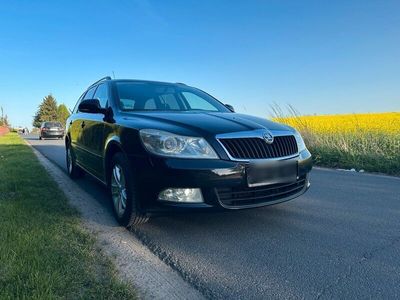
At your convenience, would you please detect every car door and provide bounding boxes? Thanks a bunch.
[80,83,109,179]
[70,86,97,166]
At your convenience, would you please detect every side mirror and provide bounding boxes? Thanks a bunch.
[225,104,235,112]
[78,99,105,114]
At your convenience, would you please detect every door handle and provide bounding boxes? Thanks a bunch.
[81,121,85,128]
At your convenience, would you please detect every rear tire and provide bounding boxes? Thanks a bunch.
[109,152,148,227]
[66,143,84,179]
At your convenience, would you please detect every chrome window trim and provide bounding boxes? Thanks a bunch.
[216,129,299,162]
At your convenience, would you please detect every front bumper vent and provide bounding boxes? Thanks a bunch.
[216,175,307,208]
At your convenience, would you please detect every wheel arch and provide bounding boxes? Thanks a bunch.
[65,133,71,147]
[104,137,126,185]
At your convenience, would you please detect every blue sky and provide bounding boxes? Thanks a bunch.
[0,0,399,128]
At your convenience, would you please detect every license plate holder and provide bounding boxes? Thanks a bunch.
[247,159,298,187]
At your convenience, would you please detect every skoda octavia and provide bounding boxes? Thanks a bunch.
[66,77,312,227]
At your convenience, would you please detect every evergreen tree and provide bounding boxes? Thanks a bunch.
[33,94,58,127]
[3,114,9,126]
[0,106,9,126]
[57,104,70,127]
[0,107,3,126]
[32,112,42,128]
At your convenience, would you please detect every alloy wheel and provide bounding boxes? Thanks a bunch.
[67,147,73,174]
[111,164,127,217]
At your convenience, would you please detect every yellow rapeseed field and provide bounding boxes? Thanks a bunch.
[272,111,400,175]
[276,112,400,135]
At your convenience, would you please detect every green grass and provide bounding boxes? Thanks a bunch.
[0,133,136,299]
[305,131,400,176]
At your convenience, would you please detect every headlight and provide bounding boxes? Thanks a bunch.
[139,129,218,159]
[294,131,307,152]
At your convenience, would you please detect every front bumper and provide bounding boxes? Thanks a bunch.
[130,149,313,213]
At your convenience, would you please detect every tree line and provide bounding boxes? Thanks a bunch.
[33,94,70,128]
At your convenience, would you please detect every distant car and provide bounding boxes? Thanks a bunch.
[39,122,64,140]
[66,77,312,227]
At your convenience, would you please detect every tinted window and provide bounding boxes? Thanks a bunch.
[119,98,135,110]
[182,92,219,111]
[84,86,97,100]
[144,98,156,109]
[115,82,229,112]
[93,83,108,108]
[159,94,181,110]
[45,122,62,128]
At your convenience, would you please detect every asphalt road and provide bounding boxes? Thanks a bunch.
[24,134,400,299]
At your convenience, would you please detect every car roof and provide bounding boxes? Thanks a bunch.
[85,78,190,94]
[109,79,187,86]
[88,79,187,88]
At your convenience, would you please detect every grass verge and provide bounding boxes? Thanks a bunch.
[0,133,136,299]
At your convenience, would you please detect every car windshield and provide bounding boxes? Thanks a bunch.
[115,82,230,112]
[45,122,62,128]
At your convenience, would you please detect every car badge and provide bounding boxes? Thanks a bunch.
[263,130,274,144]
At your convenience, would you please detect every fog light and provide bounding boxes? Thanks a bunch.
[158,188,204,203]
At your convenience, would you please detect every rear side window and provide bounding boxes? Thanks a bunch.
[72,93,85,113]
[84,86,97,100]
[93,83,108,108]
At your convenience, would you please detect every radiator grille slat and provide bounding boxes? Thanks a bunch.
[282,137,289,156]
[219,135,298,160]
[253,139,263,157]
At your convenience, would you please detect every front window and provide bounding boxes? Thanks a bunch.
[115,82,230,112]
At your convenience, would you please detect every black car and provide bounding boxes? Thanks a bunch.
[40,121,64,140]
[66,77,312,227]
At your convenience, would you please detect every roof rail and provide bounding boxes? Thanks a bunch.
[88,76,112,88]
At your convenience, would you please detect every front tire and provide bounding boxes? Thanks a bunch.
[66,143,84,179]
[109,152,148,227]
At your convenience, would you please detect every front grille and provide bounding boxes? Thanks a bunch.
[216,176,306,208]
[219,135,298,160]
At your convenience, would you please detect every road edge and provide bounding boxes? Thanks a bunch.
[26,140,204,300]
[313,166,400,180]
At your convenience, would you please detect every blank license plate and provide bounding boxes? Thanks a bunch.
[247,160,298,187]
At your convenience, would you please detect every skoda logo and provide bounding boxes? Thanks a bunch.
[263,131,274,144]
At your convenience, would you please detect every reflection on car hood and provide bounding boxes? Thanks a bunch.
[122,111,293,136]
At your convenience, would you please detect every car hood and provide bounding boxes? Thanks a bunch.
[121,111,293,137]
